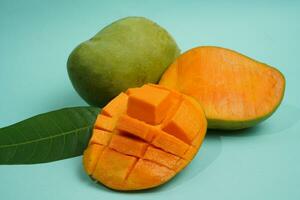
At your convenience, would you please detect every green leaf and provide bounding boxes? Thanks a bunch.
[0,106,100,164]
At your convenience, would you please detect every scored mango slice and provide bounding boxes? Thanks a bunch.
[83,84,207,190]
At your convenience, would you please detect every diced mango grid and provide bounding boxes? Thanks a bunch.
[85,85,205,184]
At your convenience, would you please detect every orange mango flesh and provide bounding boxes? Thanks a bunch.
[83,84,207,190]
[159,46,285,129]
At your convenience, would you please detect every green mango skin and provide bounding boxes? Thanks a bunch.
[67,17,180,107]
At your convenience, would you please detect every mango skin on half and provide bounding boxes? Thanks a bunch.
[159,46,285,130]
[83,84,207,190]
[67,17,180,107]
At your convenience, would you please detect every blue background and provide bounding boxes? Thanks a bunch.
[0,0,299,199]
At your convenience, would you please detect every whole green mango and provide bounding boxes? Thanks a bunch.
[67,17,180,107]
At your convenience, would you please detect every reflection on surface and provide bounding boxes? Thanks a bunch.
[77,104,298,193]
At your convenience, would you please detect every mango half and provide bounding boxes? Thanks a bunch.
[159,46,285,130]
[67,17,180,107]
[83,84,207,190]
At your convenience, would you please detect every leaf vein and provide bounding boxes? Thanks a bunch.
[0,126,92,149]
